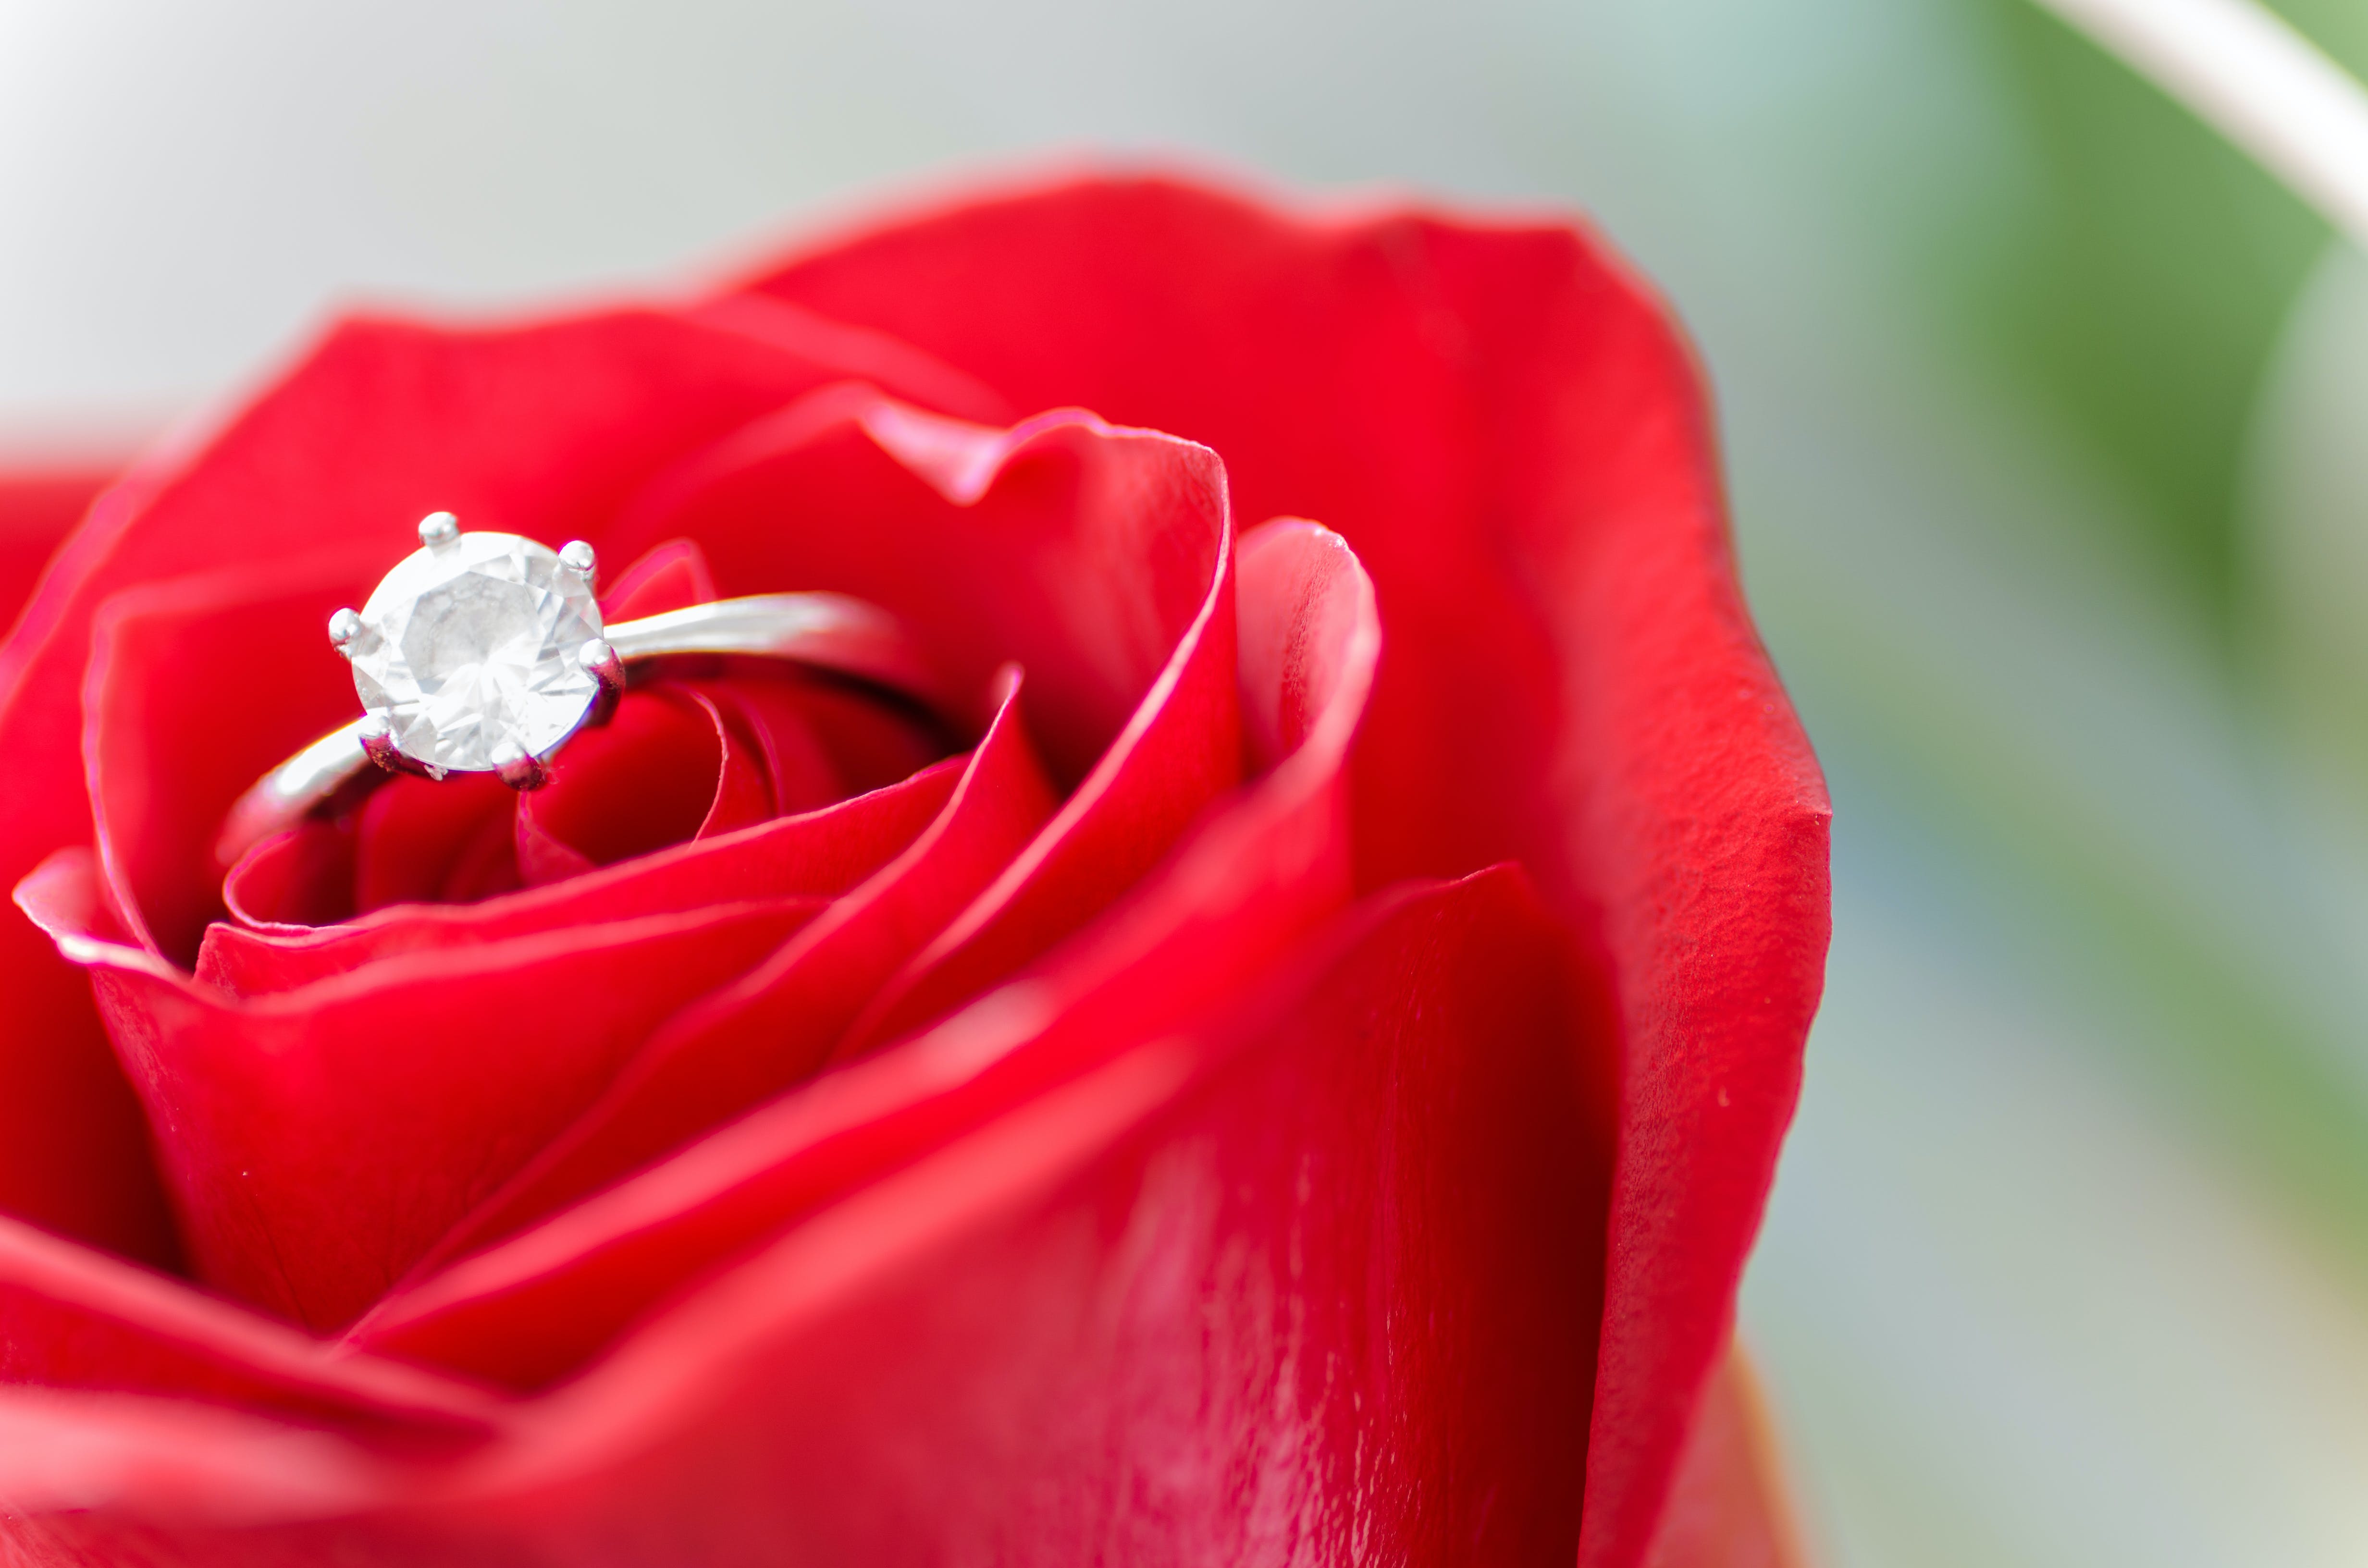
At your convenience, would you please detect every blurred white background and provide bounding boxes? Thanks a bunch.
[11,3,2368,1563]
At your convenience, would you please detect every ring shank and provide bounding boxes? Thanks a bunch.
[213,592,942,871]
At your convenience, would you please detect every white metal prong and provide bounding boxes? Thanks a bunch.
[327,607,361,656]
[558,539,597,587]
[418,511,460,549]
[491,739,552,791]
[580,637,624,727]
[360,713,442,780]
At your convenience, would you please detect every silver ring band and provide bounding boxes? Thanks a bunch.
[216,591,942,870]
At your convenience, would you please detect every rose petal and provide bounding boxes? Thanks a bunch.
[832,523,1239,1055]
[6,872,1599,1567]
[353,773,523,912]
[608,387,1230,786]
[220,818,364,931]
[348,869,1591,1559]
[0,416,1599,1563]
[85,554,384,962]
[684,291,1016,430]
[685,694,781,834]
[697,669,943,816]
[511,668,928,893]
[1640,1345,1809,1568]
[20,846,830,1330]
[599,537,720,621]
[0,468,112,639]
[0,1389,399,1526]
[0,180,1827,1565]
[543,867,1597,1561]
[354,516,1378,1387]
[200,757,958,997]
[419,669,1058,1260]
[0,306,982,1259]
[0,1214,497,1454]
[0,772,175,1265]
[740,178,1831,1566]
[738,180,1561,886]
[754,675,946,800]
[605,387,1246,1059]
[514,687,750,883]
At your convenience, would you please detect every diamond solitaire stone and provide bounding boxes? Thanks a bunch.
[346,529,604,774]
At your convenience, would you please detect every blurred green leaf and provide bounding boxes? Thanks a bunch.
[1919,0,2330,621]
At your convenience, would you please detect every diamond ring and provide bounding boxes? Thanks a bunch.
[216,512,942,869]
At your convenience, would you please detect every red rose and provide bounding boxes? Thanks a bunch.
[0,174,1827,1565]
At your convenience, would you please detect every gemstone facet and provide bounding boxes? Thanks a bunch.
[347,530,605,774]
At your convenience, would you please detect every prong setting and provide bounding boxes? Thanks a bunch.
[491,739,552,791]
[558,539,597,588]
[327,607,361,657]
[344,527,601,777]
[418,511,460,549]
[358,713,446,781]
[581,637,625,727]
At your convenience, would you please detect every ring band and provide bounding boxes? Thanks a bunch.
[214,515,941,870]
